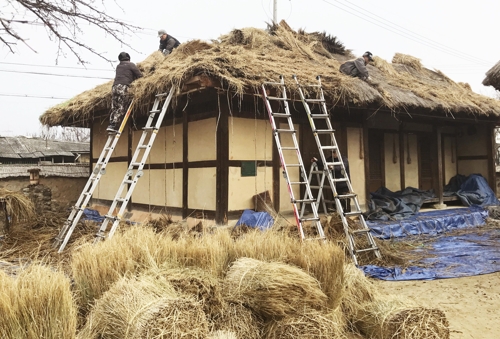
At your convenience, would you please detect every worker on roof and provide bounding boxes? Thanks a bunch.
[158,29,180,56]
[339,51,374,81]
[106,52,143,134]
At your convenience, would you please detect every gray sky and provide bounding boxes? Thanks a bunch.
[1,0,499,136]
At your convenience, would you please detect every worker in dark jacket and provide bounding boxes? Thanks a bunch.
[339,51,373,81]
[107,52,143,134]
[312,150,351,213]
[158,29,180,55]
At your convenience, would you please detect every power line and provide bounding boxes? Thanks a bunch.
[0,69,112,79]
[0,61,114,71]
[0,93,69,100]
[321,0,493,66]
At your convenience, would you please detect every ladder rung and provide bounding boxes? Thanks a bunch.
[332,178,348,182]
[156,92,169,97]
[263,81,283,86]
[355,247,379,254]
[289,181,307,185]
[281,147,298,150]
[276,129,296,133]
[351,229,370,235]
[104,215,116,220]
[293,199,316,203]
[305,236,327,241]
[130,162,142,167]
[150,109,161,114]
[305,98,324,103]
[124,180,133,184]
[325,161,343,166]
[321,146,338,150]
[315,129,335,134]
[115,198,127,203]
[266,96,287,101]
[300,217,320,222]
[311,170,323,174]
[286,164,301,167]
[95,232,106,239]
[104,147,113,151]
[272,113,291,118]
[138,145,148,149]
[338,193,357,199]
[310,114,330,119]
[344,211,362,217]
[142,126,158,131]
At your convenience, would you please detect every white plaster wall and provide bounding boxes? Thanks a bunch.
[94,162,128,201]
[131,124,183,164]
[346,127,366,208]
[93,120,128,158]
[228,166,273,211]
[229,117,272,161]
[458,160,489,178]
[384,133,401,191]
[188,118,216,161]
[404,133,419,188]
[188,167,216,210]
[279,122,300,212]
[456,125,487,156]
[133,168,183,208]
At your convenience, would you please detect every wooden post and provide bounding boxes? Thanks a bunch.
[182,110,188,219]
[399,128,405,190]
[435,126,445,208]
[215,92,229,225]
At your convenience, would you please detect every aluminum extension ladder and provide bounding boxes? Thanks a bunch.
[54,100,135,253]
[94,87,175,242]
[261,76,325,241]
[294,75,381,265]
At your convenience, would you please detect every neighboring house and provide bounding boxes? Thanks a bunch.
[40,22,500,224]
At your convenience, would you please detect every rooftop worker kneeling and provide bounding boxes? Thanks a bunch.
[339,51,374,81]
[158,29,181,55]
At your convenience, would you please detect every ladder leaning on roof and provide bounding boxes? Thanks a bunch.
[294,75,381,265]
[54,100,135,253]
[261,75,325,241]
[94,87,175,243]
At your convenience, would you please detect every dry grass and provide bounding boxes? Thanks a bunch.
[41,20,500,130]
[263,307,346,339]
[79,273,208,339]
[340,263,377,325]
[223,257,328,319]
[208,330,237,339]
[0,264,77,339]
[0,188,36,227]
[355,295,450,339]
[209,302,263,339]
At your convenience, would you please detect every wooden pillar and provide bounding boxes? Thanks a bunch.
[182,110,188,219]
[399,127,405,190]
[89,123,94,179]
[215,92,229,224]
[435,126,444,206]
[487,125,497,196]
[127,123,133,211]
[362,122,371,203]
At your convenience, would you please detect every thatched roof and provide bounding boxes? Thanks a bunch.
[40,22,500,127]
[483,60,500,91]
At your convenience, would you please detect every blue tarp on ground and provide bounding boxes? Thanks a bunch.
[361,229,500,280]
[367,206,489,239]
[81,208,105,223]
[235,209,274,231]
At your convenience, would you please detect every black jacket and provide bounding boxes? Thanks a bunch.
[316,155,350,191]
[113,61,143,86]
[159,35,180,55]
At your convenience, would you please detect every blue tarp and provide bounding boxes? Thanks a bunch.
[456,174,500,207]
[81,208,105,223]
[235,209,274,231]
[367,206,488,239]
[362,229,500,280]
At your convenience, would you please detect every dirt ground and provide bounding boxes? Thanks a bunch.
[373,272,500,339]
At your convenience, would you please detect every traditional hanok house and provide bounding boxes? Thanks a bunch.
[40,22,500,225]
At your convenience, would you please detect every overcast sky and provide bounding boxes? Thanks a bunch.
[1,0,499,137]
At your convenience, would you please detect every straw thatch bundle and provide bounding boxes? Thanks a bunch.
[41,21,500,130]
[263,307,346,339]
[209,302,262,339]
[208,330,237,339]
[355,296,450,339]
[483,60,500,90]
[79,274,208,339]
[0,188,36,227]
[223,257,328,319]
[0,265,77,339]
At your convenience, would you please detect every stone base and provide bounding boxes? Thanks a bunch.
[433,203,447,210]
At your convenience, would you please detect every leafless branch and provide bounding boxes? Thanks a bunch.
[1,0,140,64]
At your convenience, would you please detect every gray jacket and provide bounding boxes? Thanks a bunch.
[159,35,180,55]
[339,57,369,80]
[113,61,143,86]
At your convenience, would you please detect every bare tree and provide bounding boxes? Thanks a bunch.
[0,0,139,64]
[34,125,90,142]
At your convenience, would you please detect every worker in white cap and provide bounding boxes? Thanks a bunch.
[157,29,180,55]
[339,51,374,81]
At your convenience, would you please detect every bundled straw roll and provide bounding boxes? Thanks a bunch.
[355,296,450,339]
[208,330,238,339]
[341,263,376,321]
[224,257,327,319]
[209,302,262,339]
[263,308,346,339]
[80,274,208,339]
